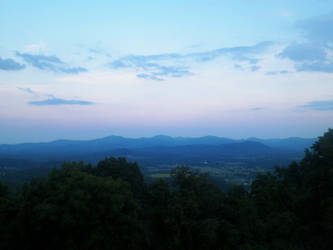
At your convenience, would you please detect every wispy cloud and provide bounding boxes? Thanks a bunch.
[17,87,94,106]
[278,12,333,73]
[15,52,87,74]
[137,73,164,81]
[296,11,333,44]
[17,87,39,96]
[251,65,260,72]
[234,64,244,70]
[88,47,111,57]
[88,48,104,54]
[0,57,25,71]
[296,62,333,73]
[249,107,264,111]
[280,70,289,74]
[188,41,272,63]
[299,100,333,111]
[278,42,326,62]
[266,70,290,75]
[107,41,273,80]
[60,67,88,74]
[107,55,192,81]
[29,98,94,106]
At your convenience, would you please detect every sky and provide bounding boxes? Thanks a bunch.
[1,0,333,143]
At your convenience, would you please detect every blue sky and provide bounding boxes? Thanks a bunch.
[1,0,333,143]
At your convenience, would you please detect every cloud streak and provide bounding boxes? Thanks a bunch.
[29,98,94,106]
[108,55,192,81]
[107,41,273,80]
[266,70,290,75]
[15,52,87,74]
[249,107,264,111]
[17,87,38,96]
[299,100,333,111]
[189,41,272,63]
[0,57,25,71]
[17,87,94,106]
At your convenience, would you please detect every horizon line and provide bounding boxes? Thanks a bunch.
[0,134,318,146]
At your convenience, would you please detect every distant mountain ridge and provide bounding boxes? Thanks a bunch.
[246,137,317,152]
[0,135,316,156]
[0,135,317,170]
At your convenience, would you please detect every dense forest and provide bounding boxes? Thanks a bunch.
[0,129,332,250]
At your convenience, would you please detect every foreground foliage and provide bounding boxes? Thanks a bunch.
[0,129,333,250]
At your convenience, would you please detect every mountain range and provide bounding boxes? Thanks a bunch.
[0,135,317,169]
[0,135,316,155]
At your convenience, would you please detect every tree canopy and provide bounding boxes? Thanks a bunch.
[0,129,333,250]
